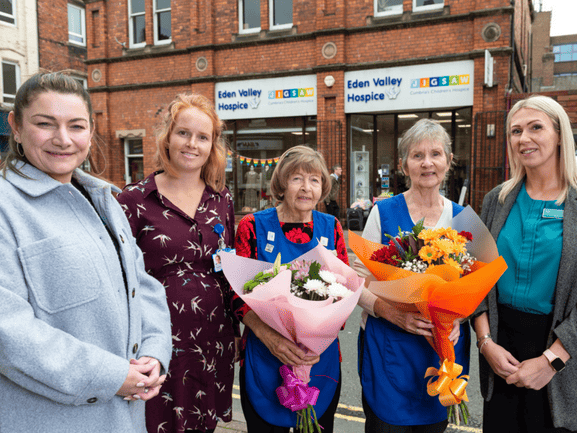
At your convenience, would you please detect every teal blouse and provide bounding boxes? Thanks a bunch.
[496,183,564,315]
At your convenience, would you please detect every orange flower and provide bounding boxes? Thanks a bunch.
[418,229,438,243]
[431,239,455,256]
[443,256,464,274]
[419,245,439,263]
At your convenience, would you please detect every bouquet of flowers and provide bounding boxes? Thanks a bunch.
[349,206,507,410]
[220,245,363,433]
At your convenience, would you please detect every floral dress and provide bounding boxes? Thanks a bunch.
[117,172,238,433]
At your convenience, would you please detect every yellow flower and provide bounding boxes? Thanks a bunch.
[419,245,439,263]
[443,256,463,273]
[418,229,438,243]
[431,238,455,256]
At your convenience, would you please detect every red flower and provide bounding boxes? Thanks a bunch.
[458,231,473,242]
[370,244,401,265]
[285,228,312,244]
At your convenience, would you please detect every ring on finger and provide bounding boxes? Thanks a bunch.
[144,387,150,393]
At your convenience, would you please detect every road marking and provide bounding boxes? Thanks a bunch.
[233,385,480,431]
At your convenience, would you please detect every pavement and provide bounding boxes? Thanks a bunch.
[214,229,484,433]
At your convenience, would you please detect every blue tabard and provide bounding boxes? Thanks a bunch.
[244,207,341,427]
[359,194,471,425]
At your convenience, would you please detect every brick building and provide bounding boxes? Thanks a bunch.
[37,0,88,82]
[85,0,534,213]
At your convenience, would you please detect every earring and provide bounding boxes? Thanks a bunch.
[16,142,25,157]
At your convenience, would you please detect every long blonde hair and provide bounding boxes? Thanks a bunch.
[499,95,577,204]
[154,93,227,192]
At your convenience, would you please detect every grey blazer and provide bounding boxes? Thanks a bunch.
[476,181,577,431]
[0,164,172,432]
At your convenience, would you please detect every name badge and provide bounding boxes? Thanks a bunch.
[319,236,329,247]
[212,248,236,272]
[542,208,563,219]
[267,231,276,242]
[265,243,274,253]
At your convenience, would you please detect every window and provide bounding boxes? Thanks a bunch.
[124,138,144,184]
[553,44,577,62]
[2,61,20,105]
[269,0,291,30]
[68,4,86,46]
[0,0,16,25]
[239,0,260,34]
[375,0,403,17]
[72,76,88,89]
[129,0,146,47]
[413,0,444,12]
[154,0,171,44]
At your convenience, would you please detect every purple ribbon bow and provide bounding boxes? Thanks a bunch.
[276,365,320,412]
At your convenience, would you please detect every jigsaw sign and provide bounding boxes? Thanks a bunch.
[216,75,317,120]
[344,60,474,113]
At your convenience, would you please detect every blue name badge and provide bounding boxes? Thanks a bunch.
[542,208,564,219]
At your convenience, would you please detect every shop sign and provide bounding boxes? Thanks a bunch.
[216,75,317,120]
[344,60,474,113]
[237,138,284,151]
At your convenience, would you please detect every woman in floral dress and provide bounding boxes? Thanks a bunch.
[117,93,237,433]
[234,145,349,433]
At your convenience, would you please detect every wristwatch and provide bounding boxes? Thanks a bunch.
[543,349,566,373]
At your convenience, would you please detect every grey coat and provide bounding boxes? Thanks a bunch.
[0,164,172,432]
[476,181,577,430]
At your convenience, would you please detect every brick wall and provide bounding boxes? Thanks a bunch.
[38,0,87,74]
[86,0,532,205]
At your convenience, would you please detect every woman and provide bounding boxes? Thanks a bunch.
[117,93,237,433]
[0,71,172,432]
[234,145,349,433]
[355,118,470,432]
[473,96,577,432]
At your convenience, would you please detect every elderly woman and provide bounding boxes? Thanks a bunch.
[473,96,577,432]
[355,118,470,433]
[234,145,349,433]
[117,93,237,433]
[0,71,172,432]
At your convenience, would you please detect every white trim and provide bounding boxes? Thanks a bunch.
[123,138,144,183]
[374,0,403,17]
[128,0,146,48]
[68,3,86,46]
[1,60,20,106]
[239,0,260,34]
[413,0,444,12]
[269,0,292,30]
[153,0,171,45]
[0,0,16,27]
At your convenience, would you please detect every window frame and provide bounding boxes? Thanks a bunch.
[0,0,16,26]
[2,60,20,106]
[269,0,292,31]
[153,0,171,45]
[128,0,146,48]
[68,3,86,46]
[374,0,403,17]
[124,138,144,184]
[412,0,444,13]
[239,0,261,35]
[553,44,577,63]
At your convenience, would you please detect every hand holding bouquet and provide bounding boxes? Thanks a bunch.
[220,245,363,433]
[350,206,507,407]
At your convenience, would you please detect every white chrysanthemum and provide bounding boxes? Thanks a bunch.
[304,279,326,293]
[327,282,351,299]
[318,270,337,284]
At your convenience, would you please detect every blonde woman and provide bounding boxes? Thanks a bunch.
[473,95,577,432]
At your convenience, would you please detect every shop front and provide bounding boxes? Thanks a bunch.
[216,75,317,213]
[345,60,474,205]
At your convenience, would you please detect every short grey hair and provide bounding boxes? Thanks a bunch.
[398,118,453,184]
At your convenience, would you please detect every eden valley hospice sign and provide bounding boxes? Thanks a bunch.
[215,75,317,120]
[344,60,474,113]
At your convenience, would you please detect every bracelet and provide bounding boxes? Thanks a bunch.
[476,333,491,348]
[479,337,492,355]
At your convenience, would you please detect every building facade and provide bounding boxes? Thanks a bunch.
[0,0,39,156]
[85,0,533,213]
